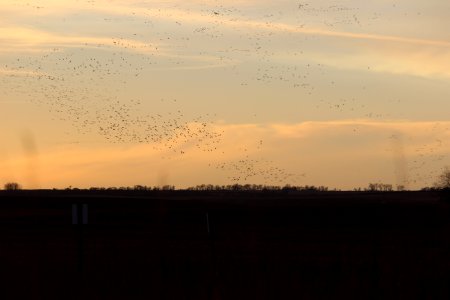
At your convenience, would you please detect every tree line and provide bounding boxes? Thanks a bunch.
[3,168,450,191]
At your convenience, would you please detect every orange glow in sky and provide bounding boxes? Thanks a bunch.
[1,0,449,189]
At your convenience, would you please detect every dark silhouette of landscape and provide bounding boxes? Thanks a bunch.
[0,186,449,300]
[2,1,449,299]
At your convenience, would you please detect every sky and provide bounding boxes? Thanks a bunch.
[1,0,449,190]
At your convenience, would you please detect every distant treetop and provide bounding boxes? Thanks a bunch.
[435,167,450,189]
[3,182,22,191]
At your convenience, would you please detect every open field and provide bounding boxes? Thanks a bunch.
[0,190,449,300]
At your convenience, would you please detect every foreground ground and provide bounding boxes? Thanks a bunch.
[0,190,449,299]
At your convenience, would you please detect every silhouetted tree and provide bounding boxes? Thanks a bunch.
[4,182,21,191]
[396,185,406,192]
[367,183,393,192]
[133,185,149,191]
[435,167,450,189]
[162,185,175,191]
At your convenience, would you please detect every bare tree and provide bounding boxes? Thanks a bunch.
[4,182,21,191]
[367,183,393,192]
[435,167,450,189]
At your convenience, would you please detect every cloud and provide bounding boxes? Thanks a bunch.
[0,68,47,77]
[1,120,449,190]
[2,1,450,78]
[92,2,450,48]
[0,27,233,73]
[95,5,450,79]
[300,43,450,79]
[4,1,450,49]
[0,26,161,53]
[0,25,233,71]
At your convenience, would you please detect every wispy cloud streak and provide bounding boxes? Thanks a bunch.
[1,120,449,189]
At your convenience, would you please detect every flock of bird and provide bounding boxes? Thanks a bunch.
[213,156,305,185]
[2,1,449,187]
[5,51,225,154]
[404,124,449,187]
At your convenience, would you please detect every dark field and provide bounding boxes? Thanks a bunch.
[0,190,449,300]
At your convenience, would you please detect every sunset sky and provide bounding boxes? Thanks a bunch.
[1,0,449,190]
